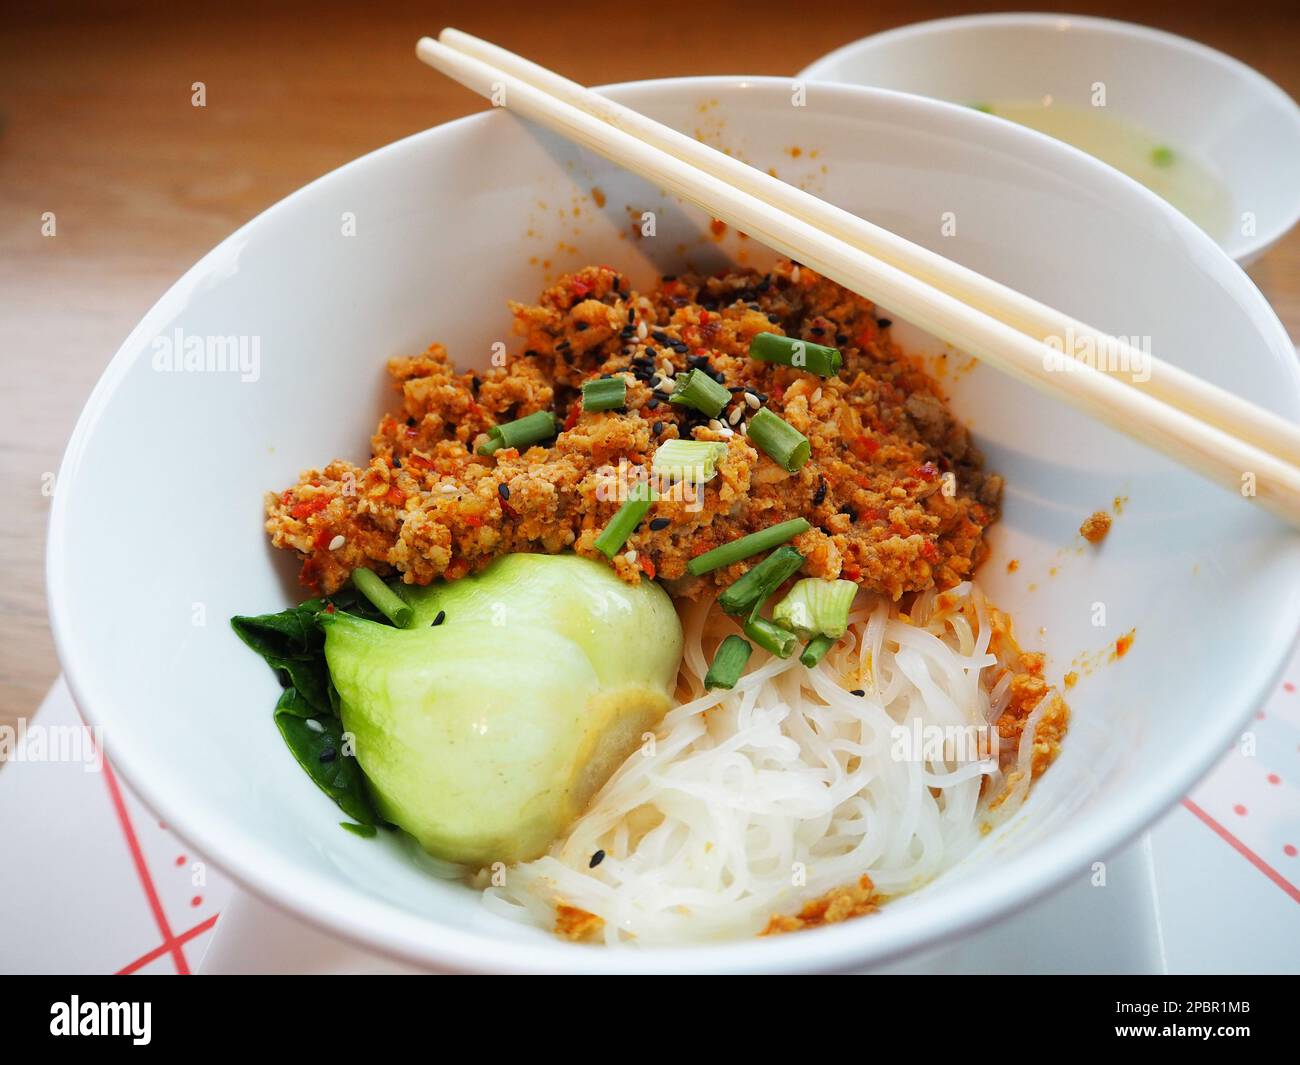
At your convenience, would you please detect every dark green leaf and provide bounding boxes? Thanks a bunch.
[274,711,378,827]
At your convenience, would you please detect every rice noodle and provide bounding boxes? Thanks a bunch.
[483,581,1046,945]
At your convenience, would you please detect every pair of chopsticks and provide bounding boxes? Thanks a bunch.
[418,29,1300,530]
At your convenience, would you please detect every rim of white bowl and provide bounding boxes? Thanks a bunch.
[799,12,1300,264]
[47,74,1300,974]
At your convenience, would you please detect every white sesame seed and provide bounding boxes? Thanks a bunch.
[744,392,760,409]
[738,421,747,435]
[719,427,735,438]
[708,419,724,431]
[327,534,346,551]
[440,483,459,495]
[637,321,648,341]
[728,405,743,425]
[659,360,674,378]
[659,376,676,393]
[791,266,801,284]
[304,718,325,733]
[624,549,638,564]
[811,387,823,404]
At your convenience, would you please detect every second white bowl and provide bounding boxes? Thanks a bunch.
[801,13,1300,263]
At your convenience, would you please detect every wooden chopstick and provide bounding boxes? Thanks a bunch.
[416,34,1300,529]
[438,28,1300,472]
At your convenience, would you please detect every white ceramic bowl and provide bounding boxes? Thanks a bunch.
[48,76,1300,973]
[801,13,1300,264]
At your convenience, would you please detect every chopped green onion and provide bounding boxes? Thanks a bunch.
[704,635,753,690]
[772,578,859,639]
[689,518,810,577]
[477,410,558,456]
[668,368,731,418]
[717,545,805,616]
[800,634,837,668]
[594,480,653,558]
[652,439,727,483]
[743,615,798,658]
[1151,145,1175,168]
[351,568,413,628]
[748,408,811,472]
[581,376,627,412]
[749,332,842,377]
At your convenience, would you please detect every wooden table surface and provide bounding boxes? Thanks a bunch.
[3,0,1298,733]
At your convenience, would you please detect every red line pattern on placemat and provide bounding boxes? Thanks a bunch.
[116,915,219,976]
[100,755,192,973]
[1183,798,1300,905]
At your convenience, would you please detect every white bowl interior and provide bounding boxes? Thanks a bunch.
[48,77,1300,972]
[800,14,1300,263]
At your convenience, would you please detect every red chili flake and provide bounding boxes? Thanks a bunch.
[324,602,336,614]
[861,507,885,522]
[290,497,328,520]
[464,514,484,528]
[570,278,592,298]
[313,527,334,550]
[856,323,878,347]
[913,462,939,482]
[1115,631,1135,659]
[564,402,582,431]
[920,540,941,563]
[385,487,406,506]
[500,498,518,519]
[770,386,785,404]
[468,401,487,419]
[639,556,657,580]
[841,564,862,582]
[849,436,880,460]
[407,453,435,471]
[699,310,710,323]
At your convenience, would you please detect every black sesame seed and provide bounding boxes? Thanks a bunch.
[670,341,688,353]
[319,747,338,763]
[662,274,677,282]
[627,307,635,322]
[470,375,481,394]
[431,610,446,627]
[652,421,664,435]
[498,483,511,501]
[650,517,670,531]
[840,504,858,523]
[810,326,824,336]
[524,349,539,358]
[647,398,659,409]
[405,417,416,427]
[589,849,606,868]
[835,333,848,345]
[850,689,866,697]
[877,318,892,329]
[576,321,589,331]
[652,330,671,344]
[812,479,827,506]
[767,314,781,324]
